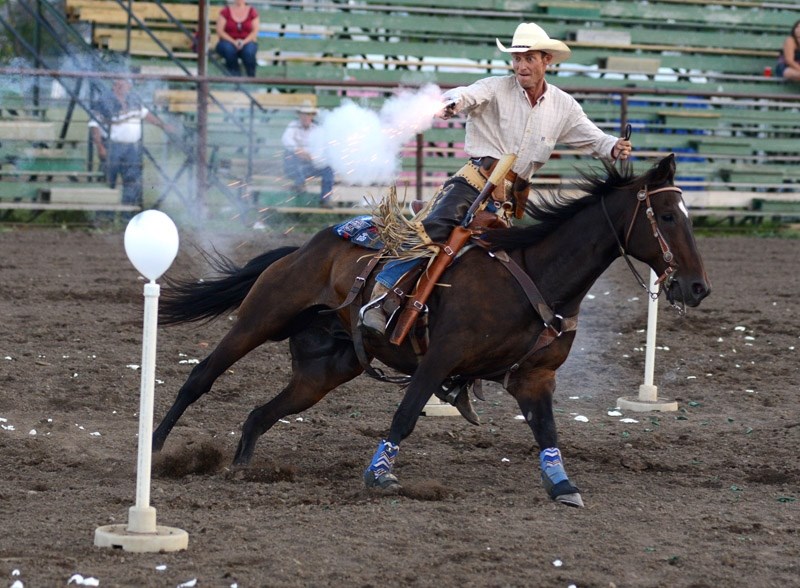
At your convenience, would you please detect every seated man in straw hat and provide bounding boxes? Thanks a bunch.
[281,101,335,208]
[360,22,633,335]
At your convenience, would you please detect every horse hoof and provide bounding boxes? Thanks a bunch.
[364,471,402,494]
[554,493,584,508]
[542,478,583,507]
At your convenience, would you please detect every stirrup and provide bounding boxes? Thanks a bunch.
[358,292,388,332]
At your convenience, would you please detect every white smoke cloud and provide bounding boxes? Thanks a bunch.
[306,84,446,186]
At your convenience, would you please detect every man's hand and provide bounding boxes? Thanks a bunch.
[438,101,458,120]
[97,145,107,160]
[612,137,632,160]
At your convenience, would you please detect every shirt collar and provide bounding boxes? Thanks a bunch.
[515,77,549,107]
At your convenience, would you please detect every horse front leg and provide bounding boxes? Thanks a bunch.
[508,367,584,508]
[363,361,448,493]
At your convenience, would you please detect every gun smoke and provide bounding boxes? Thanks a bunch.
[306,84,446,186]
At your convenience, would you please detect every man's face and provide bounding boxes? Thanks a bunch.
[112,79,132,98]
[299,112,314,128]
[511,51,552,90]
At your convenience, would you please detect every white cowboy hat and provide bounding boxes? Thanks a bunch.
[496,23,571,64]
[297,100,318,115]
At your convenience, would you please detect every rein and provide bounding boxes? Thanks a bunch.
[600,184,682,302]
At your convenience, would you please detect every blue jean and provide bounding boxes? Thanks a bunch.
[283,151,334,201]
[106,142,143,207]
[376,258,422,289]
[215,40,258,77]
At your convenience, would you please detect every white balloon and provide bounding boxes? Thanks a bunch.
[124,210,179,281]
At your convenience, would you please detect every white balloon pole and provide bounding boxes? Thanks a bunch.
[617,269,678,412]
[95,211,189,553]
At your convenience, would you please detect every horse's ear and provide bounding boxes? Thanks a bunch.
[653,153,676,184]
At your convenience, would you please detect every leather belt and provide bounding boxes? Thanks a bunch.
[469,156,531,220]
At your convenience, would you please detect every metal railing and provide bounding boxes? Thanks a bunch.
[3,66,800,214]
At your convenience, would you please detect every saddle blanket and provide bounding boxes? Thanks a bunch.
[332,215,383,250]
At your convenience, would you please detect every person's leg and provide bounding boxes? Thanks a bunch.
[216,40,241,76]
[314,165,335,207]
[105,143,120,189]
[360,258,423,334]
[240,42,258,77]
[360,177,478,334]
[283,152,307,194]
[119,143,143,208]
[420,178,479,242]
[783,65,800,81]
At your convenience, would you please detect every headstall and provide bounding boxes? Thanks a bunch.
[603,184,684,302]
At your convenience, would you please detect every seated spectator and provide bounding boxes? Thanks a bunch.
[281,102,334,208]
[776,20,800,81]
[215,0,259,77]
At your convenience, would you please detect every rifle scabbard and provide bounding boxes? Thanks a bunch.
[389,226,472,346]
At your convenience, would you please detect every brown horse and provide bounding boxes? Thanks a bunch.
[154,154,710,507]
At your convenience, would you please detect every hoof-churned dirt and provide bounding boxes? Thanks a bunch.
[1,228,798,587]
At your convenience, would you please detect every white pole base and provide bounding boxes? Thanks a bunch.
[94,524,188,553]
[422,397,459,417]
[616,396,678,413]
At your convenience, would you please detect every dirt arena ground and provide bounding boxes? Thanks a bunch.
[1,225,798,587]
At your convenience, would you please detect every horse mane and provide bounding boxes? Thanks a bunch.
[482,160,640,251]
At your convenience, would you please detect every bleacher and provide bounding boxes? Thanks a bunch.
[64,0,800,93]
[249,0,800,218]
[65,0,222,58]
[0,95,135,214]
[245,0,798,94]
[2,0,799,221]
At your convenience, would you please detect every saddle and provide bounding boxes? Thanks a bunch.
[332,211,499,352]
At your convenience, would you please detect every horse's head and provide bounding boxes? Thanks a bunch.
[619,154,711,309]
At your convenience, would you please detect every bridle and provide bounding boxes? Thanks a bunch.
[601,183,684,307]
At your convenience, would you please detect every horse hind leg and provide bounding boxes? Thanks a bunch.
[153,316,281,452]
[233,319,363,466]
[152,355,217,452]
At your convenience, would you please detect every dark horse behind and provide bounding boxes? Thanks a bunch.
[154,154,710,507]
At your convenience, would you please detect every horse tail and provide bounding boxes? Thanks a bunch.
[160,246,299,325]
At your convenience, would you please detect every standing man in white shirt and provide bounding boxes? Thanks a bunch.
[360,22,633,334]
[281,102,335,208]
[89,78,174,211]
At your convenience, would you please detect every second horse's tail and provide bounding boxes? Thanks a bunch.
[160,246,299,325]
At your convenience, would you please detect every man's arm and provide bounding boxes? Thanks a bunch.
[90,126,107,161]
[438,77,497,119]
[144,111,177,138]
[558,98,631,160]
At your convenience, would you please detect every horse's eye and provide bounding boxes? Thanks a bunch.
[661,213,675,223]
